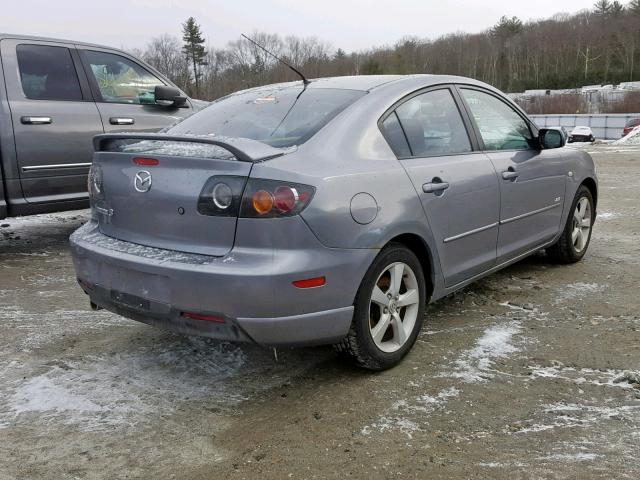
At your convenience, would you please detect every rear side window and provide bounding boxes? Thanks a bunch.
[84,50,164,104]
[16,44,83,101]
[626,118,640,128]
[394,89,472,157]
[461,88,534,151]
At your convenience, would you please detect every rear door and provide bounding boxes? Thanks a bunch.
[1,39,103,203]
[381,86,500,287]
[77,48,193,133]
[458,87,566,262]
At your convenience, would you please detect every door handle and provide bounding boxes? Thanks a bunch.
[109,117,135,125]
[21,116,52,125]
[422,180,450,194]
[501,168,519,180]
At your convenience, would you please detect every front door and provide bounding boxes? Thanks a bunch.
[78,48,193,133]
[381,87,500,287]
[458,87,566,262]
[1,39,103,203]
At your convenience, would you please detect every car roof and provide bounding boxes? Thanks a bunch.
[233,74,489,96]
[0,32,127,54]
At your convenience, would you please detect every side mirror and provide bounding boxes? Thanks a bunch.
[539,128,565,149]
[154,85,187,108]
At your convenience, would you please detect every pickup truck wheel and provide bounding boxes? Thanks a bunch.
[547,186,594,263]
[335,244,426,371]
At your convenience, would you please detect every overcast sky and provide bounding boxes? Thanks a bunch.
[2,0,595,52]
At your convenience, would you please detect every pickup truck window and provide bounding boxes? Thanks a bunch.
[84,50,164,105]
[16,44,83,101]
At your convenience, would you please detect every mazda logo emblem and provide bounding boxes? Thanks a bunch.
[134,170,152,193]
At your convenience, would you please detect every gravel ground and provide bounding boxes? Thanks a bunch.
[0,146,639,479]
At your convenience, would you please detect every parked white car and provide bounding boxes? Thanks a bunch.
[568,126,595,143]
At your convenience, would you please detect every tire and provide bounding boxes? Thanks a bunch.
[589,135,595,142]
[335,243,426,371]
[547,185,595,264]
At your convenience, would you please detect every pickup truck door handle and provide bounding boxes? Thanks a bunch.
[109,117,135,125]
[422,180,450,194]
[501,168,519,180]
[21,116,52,125]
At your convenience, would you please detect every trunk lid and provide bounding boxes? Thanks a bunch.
[91,134,286,256]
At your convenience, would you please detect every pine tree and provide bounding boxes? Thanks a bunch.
[182,17,207,96]
[334,48,347,60]
[628,0,640,14]
[491,16,523,91]
[593,0,612,14]
[610,0,625,14]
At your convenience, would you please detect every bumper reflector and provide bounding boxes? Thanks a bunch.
[181,312,225,323]
[292,276,326,289]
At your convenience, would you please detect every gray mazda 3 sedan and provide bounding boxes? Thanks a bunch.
[70,75,597,370]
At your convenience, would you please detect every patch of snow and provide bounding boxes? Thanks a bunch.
[1,337,314,432]
[440,322,522,383]
[537,453,601,462]
[553,282,606,304]
[362,417,421,439]
[597,211,621,220]
[613,125,640,145]
[528,365,639,390]
[516,402,640,435]
[362,387,459,438]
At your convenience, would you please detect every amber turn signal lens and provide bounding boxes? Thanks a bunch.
[252,190,274,214]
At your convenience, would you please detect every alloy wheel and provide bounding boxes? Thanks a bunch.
[368,262,420,353]
[572,197,592,253]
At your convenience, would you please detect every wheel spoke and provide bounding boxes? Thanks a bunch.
[371,313,391,344]
[392,313,407,346]
[575,230,585,250]
[581,218,591,228]
[571,227,580,244]
[389,264,405,296]
[578,198,588,218]
[397,289,419,307]
[371,285,389,307]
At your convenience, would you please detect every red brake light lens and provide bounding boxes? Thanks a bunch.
[240,179,315,218]
[273,186,297,213]
[133,157,159,166]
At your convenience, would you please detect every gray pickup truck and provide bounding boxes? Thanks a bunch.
[0,33,203,219]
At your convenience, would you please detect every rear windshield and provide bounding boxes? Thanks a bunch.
[626,118,640,128]
[169,86,366,148]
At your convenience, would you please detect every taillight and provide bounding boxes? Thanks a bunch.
[197,176,247,217]
[198,176,315,218]
[240,179,315,218]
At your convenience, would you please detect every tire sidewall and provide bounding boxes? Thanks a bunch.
[352,244,426,369]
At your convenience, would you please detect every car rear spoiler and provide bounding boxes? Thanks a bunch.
[93,133,287,163]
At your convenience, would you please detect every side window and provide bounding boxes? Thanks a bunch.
[84,50,164,104]
[461,89,534,151]
[381,112,411,157]
[16,44,83,101]
[394,89,472,157]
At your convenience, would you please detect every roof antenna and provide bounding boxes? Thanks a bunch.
[241,33,310,85]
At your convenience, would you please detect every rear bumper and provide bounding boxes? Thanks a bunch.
[70,220,377,346]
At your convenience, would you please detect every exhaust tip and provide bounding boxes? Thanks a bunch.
[90,301,102,311]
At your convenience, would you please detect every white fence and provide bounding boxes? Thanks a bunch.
[530,114,638,140]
